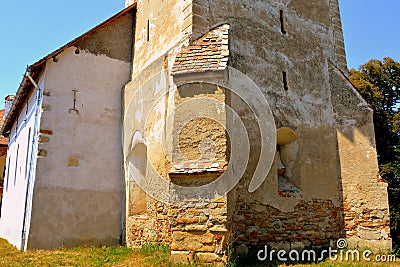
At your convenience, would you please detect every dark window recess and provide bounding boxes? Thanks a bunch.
[147,20,150,42]
[14,144,19,186]
[280,10,287,34]
[5,156,10,192]
[282,71,289,91]
[24,128,31,180]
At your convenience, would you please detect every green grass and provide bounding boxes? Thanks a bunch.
[0,238,158,267]
[0,238,398,266]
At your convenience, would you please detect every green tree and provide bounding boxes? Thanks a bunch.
[349,57,400,252]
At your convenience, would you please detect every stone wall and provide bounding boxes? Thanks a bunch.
[123,0,392,263]
[126,193,228,264]
[233,199,343,250]
[330,62,391,251]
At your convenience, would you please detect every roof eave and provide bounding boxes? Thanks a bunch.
[1,69,31,136]
[1,3,137,136]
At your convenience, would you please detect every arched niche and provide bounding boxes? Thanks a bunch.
[126,133,148,217]
[276,127,301,195]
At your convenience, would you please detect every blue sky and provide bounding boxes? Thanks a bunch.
[339,0,400,69]
[0,1,399,99]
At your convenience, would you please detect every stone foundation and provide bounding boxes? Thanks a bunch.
[233,199,343,251]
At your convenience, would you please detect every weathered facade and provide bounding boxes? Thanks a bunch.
[0,6,135,250]
[123,0,391,263]
[0,0,391,263]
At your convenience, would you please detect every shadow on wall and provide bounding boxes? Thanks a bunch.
[127,140,148,217]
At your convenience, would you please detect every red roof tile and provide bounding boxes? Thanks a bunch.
[172,24,230,75]
[0,109,8,145]
[0,109,5,125]
[169,161,228,174]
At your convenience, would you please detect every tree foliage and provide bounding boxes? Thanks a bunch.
[349,57,400,252]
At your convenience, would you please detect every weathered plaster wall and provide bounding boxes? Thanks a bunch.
[26,45,131,249]
[330,63,391,251]
[123,0,391,262]
[123,0,192,251]
[76,11,134,62]
[129,0,191,78]
[190,0,343,252]
[173,83,226,163]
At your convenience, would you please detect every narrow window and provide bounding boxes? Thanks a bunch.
[147,20,150,42]
[24,102,29,123]
[24,128,31,180]
[14,145,19,186]
[280,10,287,34]
[5,156,10,192]
[282,71,289,91]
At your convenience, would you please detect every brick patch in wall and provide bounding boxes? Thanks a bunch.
[68,158,79,167]
[39,129,53,135]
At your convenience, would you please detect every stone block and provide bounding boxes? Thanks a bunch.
[209,225,227,232]
[357,226,382,240]
[172,231,215,251]
[176,217,199,224]
[210,208,226,216]
[195,252,220,263]
[170,251,189,264]
[209,215,227,224]
[185,224,208,231]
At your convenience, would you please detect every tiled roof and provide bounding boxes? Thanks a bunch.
[0,110,8,145]
[0,136,8,146]
[0,109,5,124]
[169,161,228,174]
[172,24,230,75]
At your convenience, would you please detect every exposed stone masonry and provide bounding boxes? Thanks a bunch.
[329,0,348,75]
[343,197,390,241]
[233,199,343,250]
[127,197,228,264]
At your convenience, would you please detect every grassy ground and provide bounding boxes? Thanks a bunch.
[0,238,398,267]
[0,239,167,267]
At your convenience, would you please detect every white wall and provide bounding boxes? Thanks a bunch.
[26,47,130,249]
[0,75,43,249]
